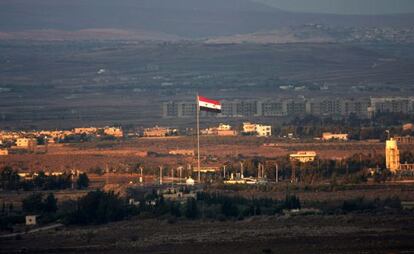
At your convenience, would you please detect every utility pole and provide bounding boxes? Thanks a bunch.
[196,93,201,183]
[178,166,183,184]
[159,166,163,185]
[171,168,174,187]
[240,161,244,179]
[275,163,279,183]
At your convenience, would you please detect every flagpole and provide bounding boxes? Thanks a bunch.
[196,93,201,183]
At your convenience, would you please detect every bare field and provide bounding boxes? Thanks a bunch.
[1,214,413,254]
[0,137,395,172]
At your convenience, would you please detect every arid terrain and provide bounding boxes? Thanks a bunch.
[1,213,414,254]
[0,137,400,172]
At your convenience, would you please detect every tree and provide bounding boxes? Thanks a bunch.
[44,193,57,213]
[221,199,239,217]
[67,190,127,225]
[284,194,301,210]
[33,171,47,189]
[22,193,44,214]
[185,198,199,219]
[76,173,90,190]
[0,167,20,190]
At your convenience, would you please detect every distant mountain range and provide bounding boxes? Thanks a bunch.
[1,0,413,40]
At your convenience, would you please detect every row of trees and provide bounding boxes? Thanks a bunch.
[276,113,414,140]
[61,190,302,224]
[219,153,385,184]
[4,188,403,229]
[0,167,89,191]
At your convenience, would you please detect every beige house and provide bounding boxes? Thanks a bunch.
[143,127,169,137]
[104,127,123,137]
[290,151,317,163]
[322,132,349,141]
[242,122,272,137]
[16,138,37,150]
[169,149,195,156]
[74,127,98,135]
[0,149,8,156]
[403,123,414,131]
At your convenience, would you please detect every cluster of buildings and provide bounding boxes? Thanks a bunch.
[143,126,177,137]
[0,126,124,155]
[73,127,124,137]
[201,123,237,136]
[201,123,271,137]
[163,97,414,119]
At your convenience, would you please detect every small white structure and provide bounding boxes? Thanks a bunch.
[129,199,140,206]
[25,215,37,226]
[186,177,195,186]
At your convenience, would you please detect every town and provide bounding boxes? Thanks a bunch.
[1,1,414,253]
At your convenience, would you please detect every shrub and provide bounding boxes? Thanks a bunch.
[66,190,127,225]
[342,197,375,212]
[284,195,301,210]
[185,198,199,219]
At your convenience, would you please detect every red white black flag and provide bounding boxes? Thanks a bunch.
[198,96,221,113]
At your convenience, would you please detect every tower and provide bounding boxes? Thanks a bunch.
[386,138,400,173]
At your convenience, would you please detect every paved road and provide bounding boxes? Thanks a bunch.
[0,223,63,238]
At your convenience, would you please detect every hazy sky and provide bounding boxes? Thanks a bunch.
[258,0,414,14]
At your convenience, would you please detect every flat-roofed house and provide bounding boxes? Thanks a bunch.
[290,151,317,163]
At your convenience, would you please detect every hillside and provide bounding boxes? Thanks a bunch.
[0,0,413,40]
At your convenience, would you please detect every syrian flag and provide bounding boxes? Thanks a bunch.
[198,96,221,113]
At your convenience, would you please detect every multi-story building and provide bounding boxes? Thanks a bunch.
[284,99,307,116]
[235,100,260,117]
[371,97,411,114]
[163,96,413,119]
[341,98,370,117]
[261,100,285,116]
[306,98,369,117]
[179,102,197,118]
